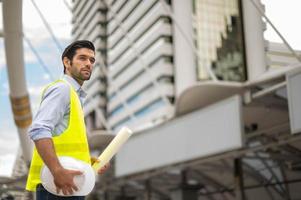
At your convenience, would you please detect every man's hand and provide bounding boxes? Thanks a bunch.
[90,157,110,175]
[98,163,110,175]
[53,167,83,195]
[34,138,83,195]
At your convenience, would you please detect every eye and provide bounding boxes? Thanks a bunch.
[89,58,95,64]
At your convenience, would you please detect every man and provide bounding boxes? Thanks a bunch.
[26,40,108,199]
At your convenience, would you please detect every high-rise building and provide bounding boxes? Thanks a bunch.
[105,0,175,131]
[72,0,108,132]
[72,0,175,132]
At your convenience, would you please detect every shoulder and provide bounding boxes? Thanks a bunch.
[42,81,70,101]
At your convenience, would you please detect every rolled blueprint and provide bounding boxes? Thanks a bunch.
[92,127,133,171]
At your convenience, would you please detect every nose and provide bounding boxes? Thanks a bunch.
[85,60,93,68]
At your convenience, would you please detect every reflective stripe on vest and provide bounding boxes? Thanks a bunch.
[26,80,91,191]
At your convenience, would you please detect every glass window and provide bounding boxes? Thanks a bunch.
[193,0,247,81]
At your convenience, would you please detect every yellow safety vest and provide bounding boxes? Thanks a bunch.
[26,80,91,191]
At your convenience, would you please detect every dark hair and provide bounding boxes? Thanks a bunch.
[62,40,95,73]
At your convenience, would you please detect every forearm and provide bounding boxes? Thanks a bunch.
[34,138,63,175]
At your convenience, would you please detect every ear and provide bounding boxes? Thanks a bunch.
[63,57,71,71]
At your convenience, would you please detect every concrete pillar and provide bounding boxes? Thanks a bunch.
[144,180,152,200]
[242,0,267,81]
[234,158,246,200]
[3,0,33,163]
[171,0,196,97]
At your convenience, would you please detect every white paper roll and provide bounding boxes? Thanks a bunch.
[92,127,133,171]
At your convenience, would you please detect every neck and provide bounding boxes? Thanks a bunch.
[73,76,84,86]
[66,73,84,86]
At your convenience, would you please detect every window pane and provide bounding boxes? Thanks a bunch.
[193,0,247,81]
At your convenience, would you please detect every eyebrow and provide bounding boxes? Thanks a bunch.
[78,54,95,62]
[78,54,95,59]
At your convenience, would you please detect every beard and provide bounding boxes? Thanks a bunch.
[70,62,91,82]
[79,69,91,80]
[74,70,91,81]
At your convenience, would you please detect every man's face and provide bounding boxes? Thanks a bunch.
[64,48,95,84]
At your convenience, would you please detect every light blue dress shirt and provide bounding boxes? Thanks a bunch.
[29,75,87,141]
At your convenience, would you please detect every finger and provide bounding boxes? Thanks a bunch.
[67,186,73,195]
[62,188,68,196]
[103,163,110,169]
[70,169,83,176]
[98,169,105,174]
[71,184,78,192]
[56,187,61,195]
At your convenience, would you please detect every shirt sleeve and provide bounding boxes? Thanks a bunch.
[28,82,70,141]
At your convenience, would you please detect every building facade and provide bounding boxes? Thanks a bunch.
[72,0,175,133]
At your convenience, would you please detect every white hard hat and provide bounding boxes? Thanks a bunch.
[40,156,95,196]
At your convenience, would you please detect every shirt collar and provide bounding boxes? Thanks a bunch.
[62,75,87,98]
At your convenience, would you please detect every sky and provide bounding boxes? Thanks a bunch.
[262,0,301,50]
[0,0,301,177]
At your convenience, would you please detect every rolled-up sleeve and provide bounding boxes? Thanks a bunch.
[28,83,70,141]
